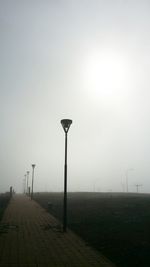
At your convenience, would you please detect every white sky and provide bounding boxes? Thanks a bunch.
[1,0,150,193]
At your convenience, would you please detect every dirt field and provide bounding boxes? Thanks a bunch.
[34,192,150,267]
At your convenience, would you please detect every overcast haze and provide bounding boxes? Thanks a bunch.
[1,0,150,193]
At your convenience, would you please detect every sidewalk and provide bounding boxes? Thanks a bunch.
[0,195,116,267]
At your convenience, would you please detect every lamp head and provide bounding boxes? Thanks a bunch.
[32,164,36,168]
[61,119,72,133]
[27,171,30,175]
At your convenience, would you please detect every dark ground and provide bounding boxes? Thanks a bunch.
[34,192,150,267]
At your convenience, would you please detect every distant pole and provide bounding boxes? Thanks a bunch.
[10,186,13,198]
[126,169,134,193]
[61,119,72,232]
[31,164,36,200]
[24,174,27,194]
[26,171,30,195]
[135,184,143,193]
[23,177,26,194]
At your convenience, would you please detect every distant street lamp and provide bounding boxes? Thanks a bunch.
[61,119,72,232]
[31,164,36,200]
[23,177,26,194]
[126,168,134,193]
[24,174,27,194]
[26,171,30,195]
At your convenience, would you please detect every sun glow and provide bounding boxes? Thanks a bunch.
[83,47,129,102]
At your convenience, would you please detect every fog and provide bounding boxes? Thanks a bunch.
[1,0,150,193]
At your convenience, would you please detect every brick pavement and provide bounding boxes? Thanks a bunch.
[0,195,116,267]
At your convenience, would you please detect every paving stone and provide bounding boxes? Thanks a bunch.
[0,195,116,267]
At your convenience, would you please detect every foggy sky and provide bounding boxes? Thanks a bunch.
[1,0,150,193]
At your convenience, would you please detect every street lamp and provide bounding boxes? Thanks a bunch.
[26,171,30,195]
[31,164,36,200]
[24,174,27,194]
[23,177,26,194]
[61,119,72,232]
[126,168,134,193]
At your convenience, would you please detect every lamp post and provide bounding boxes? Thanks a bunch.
[31,164,36,200]
[24,174,27,194]
[126,168,134,193]
[61,119,72,232]
[26,171,30,195]
[23,177,26,194]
